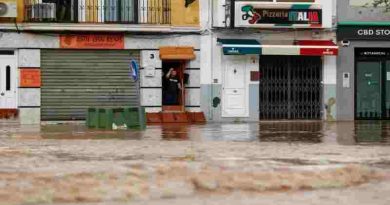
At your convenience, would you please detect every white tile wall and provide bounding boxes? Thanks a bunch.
[141,88,162,106]
[19,108,41,125]
[185,70,200,87]
[140,69,162,87]
[19,88,41,107]
[189,51,200,68]
[141,50,162,68]
[18,49,41,67]
[145,107,162,113]
[185,88,200,106]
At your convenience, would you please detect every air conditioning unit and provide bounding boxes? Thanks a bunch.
[0,0,17,18]
[30,3,56,20]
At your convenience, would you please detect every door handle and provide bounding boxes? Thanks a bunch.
[0,93,4,96]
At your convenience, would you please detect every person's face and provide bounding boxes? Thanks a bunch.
[171,70,177,76]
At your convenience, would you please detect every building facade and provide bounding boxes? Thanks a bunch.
[200,0,338,122]
[0,0,202,124]
[337,0,390,120]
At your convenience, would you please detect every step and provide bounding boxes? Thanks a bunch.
[146,113,162,123]
[146,112,206,124]
[0,109,18,119]
[187,112,206,124]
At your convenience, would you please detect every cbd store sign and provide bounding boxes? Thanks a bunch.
[235,2,322,28]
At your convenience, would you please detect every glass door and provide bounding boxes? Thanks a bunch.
[385,61,390,118]
[356,61,382,119]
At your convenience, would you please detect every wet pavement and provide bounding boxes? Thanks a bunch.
[1,121,389,145]
[1,121,390,205]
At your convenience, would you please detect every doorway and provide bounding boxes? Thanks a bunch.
[355,49,390,120]
[259,55,322,120]
[0,53,17,110]
[162,61,186,111]
[222,58,249,117]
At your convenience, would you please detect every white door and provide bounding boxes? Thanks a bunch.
[0,56,17,109]
[222,59,248,117]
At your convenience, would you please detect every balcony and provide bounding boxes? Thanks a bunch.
[23,0,171,24]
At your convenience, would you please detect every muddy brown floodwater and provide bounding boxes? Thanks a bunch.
[0,121,390,205]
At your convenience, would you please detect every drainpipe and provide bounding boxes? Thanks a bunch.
[210,0,214,120]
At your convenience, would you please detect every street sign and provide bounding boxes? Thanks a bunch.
[130,60,139,82]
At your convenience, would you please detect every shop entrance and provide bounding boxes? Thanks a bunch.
[162,61,186,111]
[259,56,322,120]
[355,48,390,120]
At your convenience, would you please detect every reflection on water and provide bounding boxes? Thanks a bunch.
[259,122,323,143]
[40,124,143,140]
[260,121,390,145]
[354,121,390,145]
[0,121,389,145]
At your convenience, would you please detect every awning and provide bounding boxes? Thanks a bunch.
[261,40,338,56]
[159,47,195,60]
[218,39,338,56]
[217,39,261,55]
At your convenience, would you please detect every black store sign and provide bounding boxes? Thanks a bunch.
[338,26,390,41]
[356,48,390,58]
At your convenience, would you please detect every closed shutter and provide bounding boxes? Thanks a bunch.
[41,50,140,121]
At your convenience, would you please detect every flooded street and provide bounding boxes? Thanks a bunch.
[1,121,390,205]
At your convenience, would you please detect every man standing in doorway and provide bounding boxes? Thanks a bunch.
[164,68,182,105]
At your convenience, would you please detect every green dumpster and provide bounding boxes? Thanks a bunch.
[125,107,146,130]
[98,108,114,129]
[86,108,99,128]
[86,107,146,130]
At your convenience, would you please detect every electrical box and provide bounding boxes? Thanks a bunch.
[343,72,350,88]
[0,0,17,18]
[144,66,155,77]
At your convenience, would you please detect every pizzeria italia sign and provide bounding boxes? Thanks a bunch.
[234,2,322,28]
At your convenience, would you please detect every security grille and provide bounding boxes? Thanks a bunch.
[259,56,323,120]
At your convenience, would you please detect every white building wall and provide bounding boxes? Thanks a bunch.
[324,56,337,85]
[18,49,41,125]
[0,33,201,50]
[323,56,338,121]
[1,32,201,123]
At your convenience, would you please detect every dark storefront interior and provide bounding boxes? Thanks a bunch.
[259,56,322,120]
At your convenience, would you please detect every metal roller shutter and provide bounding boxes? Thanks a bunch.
[41,50,140,121]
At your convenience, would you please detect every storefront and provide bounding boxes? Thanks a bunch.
[0,32,201,124]
[41,49,140,121]
[337,24,390,120]
[34,34,138,121]
[205,0,337,122]
[217,38,338,120]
